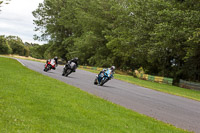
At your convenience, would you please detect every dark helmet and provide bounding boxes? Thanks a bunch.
[110,66,115,71]
[74,57,78,61]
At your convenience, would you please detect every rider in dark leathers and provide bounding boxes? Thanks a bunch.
[68,57,78,72]
[62,57,78,76]
[69,57,78,67]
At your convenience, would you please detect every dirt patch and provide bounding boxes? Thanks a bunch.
[1,55,46,63]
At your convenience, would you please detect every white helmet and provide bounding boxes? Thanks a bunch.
[111,66,115,70]
[54,56,58,60]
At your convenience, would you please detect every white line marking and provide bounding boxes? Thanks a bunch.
[15,58,25,66]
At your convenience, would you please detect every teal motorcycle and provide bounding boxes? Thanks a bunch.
[94,69,114,86]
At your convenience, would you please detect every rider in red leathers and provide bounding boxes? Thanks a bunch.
[44,56,58,71]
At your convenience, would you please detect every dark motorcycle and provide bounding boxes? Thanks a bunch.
[62,62,77,77]
[94,69,114,86]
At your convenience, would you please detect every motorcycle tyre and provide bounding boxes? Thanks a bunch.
[65,69,72,77]
[100,78,109,86]
[62,68,66,76]
[44,65,50,72]
[94,78,98,85]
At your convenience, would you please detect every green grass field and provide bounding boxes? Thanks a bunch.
[80,69,200,101]
[0,57,190,133]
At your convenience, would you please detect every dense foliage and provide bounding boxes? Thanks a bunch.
[0,35,48,58]
[8,0,200,82]
[0,35,12,54]
[0,35,28,56]
[32,0,200,82]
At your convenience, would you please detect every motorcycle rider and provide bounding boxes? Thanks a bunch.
[99,66,115,76]
[69,57,78,67]
[62,57,78,74]
[110,66,115,73]
[96,66,115,84]
[67,57,78,72]
[46,56,58,70]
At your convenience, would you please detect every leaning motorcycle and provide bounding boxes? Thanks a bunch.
[94,69,113,86]
[62,62,77,77]
[43,60,55,72]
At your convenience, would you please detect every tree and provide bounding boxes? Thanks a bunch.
[0,35,12,54]
[29,43,49,59]
[33,0,200,82]
[33,0,78,59]
[183,28,200,81]
[0,0,11,12]
[6,36,29,56]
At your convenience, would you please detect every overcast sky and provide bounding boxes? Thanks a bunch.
[0,0,45,44]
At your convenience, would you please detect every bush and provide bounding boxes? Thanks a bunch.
[0,36,12,54]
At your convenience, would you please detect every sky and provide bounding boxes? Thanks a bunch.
[0,0,46,44]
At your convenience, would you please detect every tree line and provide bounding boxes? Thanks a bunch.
[1,0,200,83]
[32,0,200,82]
[0,35,49,59]
[0,35,29,56]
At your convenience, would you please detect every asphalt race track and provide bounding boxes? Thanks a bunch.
[17,59,200,133]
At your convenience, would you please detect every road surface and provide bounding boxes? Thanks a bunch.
[17,59,200,133]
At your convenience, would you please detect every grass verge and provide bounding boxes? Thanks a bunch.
[0,57,190,132]
[79,68,200,102]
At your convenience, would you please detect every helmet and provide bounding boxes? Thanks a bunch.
[54,56,58,60]
[74,57,78,61]
[110,66,115,70]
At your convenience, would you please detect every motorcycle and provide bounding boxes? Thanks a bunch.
[62,62,77,77]
[94,69,114,86]
[43,60,56,72]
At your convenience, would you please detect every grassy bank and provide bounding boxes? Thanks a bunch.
[79,68,200,101]
[0,57,189,132]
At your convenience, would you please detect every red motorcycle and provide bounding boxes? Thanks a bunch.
[43,60,56,72]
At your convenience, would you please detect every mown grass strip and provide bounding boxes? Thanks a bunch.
[79,68,200,101]
[0,57,189,133]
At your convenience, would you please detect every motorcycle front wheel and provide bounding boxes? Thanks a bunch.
[100,78,109,86]
[94,77,98,85]
[44,64,51,72]
[62,68,66,76]
[65,69,72,77]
